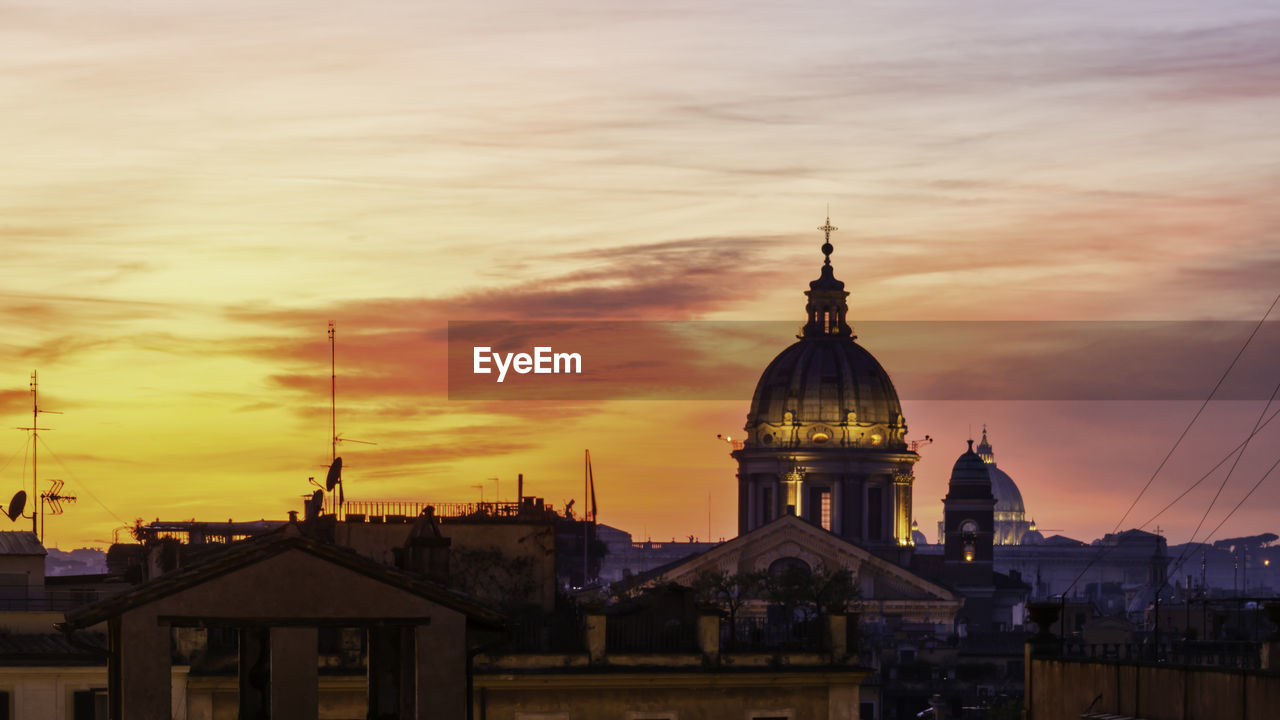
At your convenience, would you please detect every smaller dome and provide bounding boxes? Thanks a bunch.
[946,440,994,501]
[950,440,990,482]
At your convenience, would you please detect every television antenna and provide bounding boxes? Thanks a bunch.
[329,321,377,461]
[16,371,62,537]
[41,478,76,518]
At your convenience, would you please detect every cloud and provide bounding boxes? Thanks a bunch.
[0,389,29,415]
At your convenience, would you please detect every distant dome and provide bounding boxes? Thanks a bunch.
[975,427,1032,545]
[988,466,1025,516]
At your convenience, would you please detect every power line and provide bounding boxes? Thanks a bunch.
[1164,450,1280,591]
[1136,406,1280,531]
[1109,289,1280,534]
[0,437,29,480]
[36,436,130,529]
[1177,374,1280,562]
[1062,289,1280,597]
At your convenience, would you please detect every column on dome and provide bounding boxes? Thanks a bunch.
[783,467,804,517]
[894,470,914,547]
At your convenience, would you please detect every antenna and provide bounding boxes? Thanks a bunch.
[40,479,76,526]
[325,457,344,506]
[330,321,336,461]
[910,435,934,453]
[327,322,376,456]
[16,371,60,537]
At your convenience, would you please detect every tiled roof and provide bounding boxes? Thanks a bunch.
[0,531,46,556]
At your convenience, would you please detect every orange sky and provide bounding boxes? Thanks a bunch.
[2,0,1279,550]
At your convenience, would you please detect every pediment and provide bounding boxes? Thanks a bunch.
[642,515,956,603]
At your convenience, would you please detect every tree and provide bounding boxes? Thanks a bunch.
[449,547,539,614]
[765,562,859,621]
[693,569,766,635]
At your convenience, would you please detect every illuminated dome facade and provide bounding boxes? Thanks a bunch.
[744,340,907,450]
[733,217,919,560]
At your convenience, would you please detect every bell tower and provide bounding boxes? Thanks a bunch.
[942,439,997,629]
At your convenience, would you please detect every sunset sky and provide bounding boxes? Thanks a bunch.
[2,0,1278,550]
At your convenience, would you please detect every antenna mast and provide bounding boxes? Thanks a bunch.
[329,321,336,461]
[17,371,58,537]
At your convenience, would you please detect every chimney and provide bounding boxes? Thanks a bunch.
[402,506,451,584]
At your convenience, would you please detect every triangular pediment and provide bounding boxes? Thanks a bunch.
[637,515,957,605]
[65,525,504,630]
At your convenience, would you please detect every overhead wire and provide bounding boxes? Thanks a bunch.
[1169,373,1280,572]
[36,435,131,529]
[1109,290,1280,535]
[1061,290,1280,597]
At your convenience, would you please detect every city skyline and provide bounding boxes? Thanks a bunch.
[2,0,1279,549]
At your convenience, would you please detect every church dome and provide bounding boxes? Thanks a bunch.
[742,222,907,450]
[745,338,906,446]
[988,466,1025,516]
[975,427,1026,517]
[976,426,1033,545]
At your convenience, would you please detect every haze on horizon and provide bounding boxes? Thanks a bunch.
[1,0,1278,550]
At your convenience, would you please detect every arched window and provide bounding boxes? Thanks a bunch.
[767,556,810,576]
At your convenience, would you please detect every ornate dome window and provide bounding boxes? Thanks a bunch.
[808,426,833,444]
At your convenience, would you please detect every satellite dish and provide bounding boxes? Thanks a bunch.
[6,491,26,522]
[325,457,342,491]
[306,489,323,518]
[325,457,344,505]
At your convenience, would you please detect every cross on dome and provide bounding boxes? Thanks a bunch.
[817,212,838,265]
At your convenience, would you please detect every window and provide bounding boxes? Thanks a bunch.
[867,487,882,540]
[762,487,773,524]
[819,489,831,530]
[747,711,793,720]
[859,702,877,720]
[71,689,107,720]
